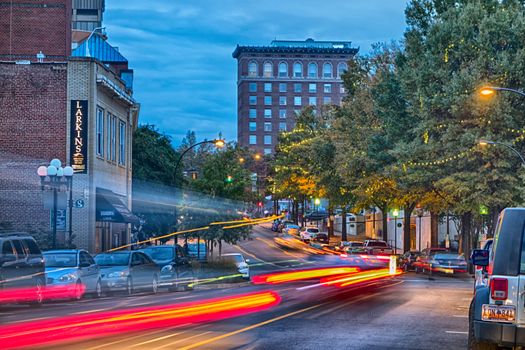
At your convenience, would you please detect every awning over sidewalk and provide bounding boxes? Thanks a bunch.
[96,188,139,224]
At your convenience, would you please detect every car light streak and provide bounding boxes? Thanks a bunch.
[0,284,86,304]
[0,291,280,350]
[321,268,402,288]
[252,267,360,285]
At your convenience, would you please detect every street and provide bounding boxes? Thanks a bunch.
[0,226,472,350]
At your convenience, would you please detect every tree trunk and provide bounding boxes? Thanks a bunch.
[403,203,416,253]
[380,206,388,242]
[328,204,334,238]
[341,209,348,242]
[218,239,222,256]
[430,211,439,248]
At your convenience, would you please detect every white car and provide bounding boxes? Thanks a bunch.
[299,227,320,242]
[221,253,250,279]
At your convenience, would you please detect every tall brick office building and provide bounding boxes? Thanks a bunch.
[0,0,139,252]
[233,39,358,155]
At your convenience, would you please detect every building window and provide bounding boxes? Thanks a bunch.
[264,135,272,145]
[249,135,257,145]
[309,83,317,93]
[308,97,317,106]
[324,84,332,93]
[264,83,272,93]
[323,63,333,78]
[264,96,272,105]
[264,122,272,132]
[263,62,273,77]
[279,109,287,118]
[279,83,287,92]
[249,122,257,132]
[323,96,332,104]
[264,109,272,118]
[96,107,104,157]
[340,85,346,93]
[293,62,303,78]
[279,96,287,106]
[248,62,257,77]
[249,96,257,105]
[308,63,318,78]
[278,62,288,77]
[294,83,302,93]
[279,122,287,131]
[294,96,302,106]
[264,148,272,155]
[249,109,256,118]
[249,82,257,92]
[118,120,126,165]
[107,113,116,162]
[338,62,348,78]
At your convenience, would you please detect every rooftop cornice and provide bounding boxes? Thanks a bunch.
[232,45,359,58]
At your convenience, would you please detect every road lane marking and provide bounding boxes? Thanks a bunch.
[178,302,327,350]
[446,331,468,335]
[255,237,308,261]
[13,316,50,323]
[306,294,376,319]
[152,331,212,350]
[84,326,187,350]
[128,331,185,347]
[453,315,468,318]
[73,308,111,315]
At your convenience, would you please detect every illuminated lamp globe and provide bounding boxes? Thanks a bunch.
[63,166,74,177]
[47,165,58,176]
[50,158,62,168]
[37,166,48,177]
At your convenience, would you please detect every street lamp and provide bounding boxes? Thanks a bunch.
[174,139,225,182]
[479,86,525,98]
[415,206,424,252]
[392,208,399,255]
[37,159,74,249]
[479,139,525,167]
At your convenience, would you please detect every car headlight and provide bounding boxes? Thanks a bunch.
[161,265,174,273]
[58,273,77,282]
[107,271,126,278]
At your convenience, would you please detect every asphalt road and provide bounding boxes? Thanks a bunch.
[0,226,472,350]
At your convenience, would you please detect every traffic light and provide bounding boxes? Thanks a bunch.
[257,201,263,207]
[226,175,233,183]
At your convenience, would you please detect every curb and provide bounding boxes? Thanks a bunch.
[194,281,252,290]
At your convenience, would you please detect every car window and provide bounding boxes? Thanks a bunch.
[140,253,153,264]
[11,239,26,258]
[80,252,92,266]
[176,246,187,259]
[44,253,77,267]
[132,253,143,265]
[2,241,15,257]
[95,253,130,266]
[22,239,41,256]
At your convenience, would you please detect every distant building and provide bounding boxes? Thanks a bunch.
[72,0,105,32]
[0,0,139,253]
[232,39,358,155]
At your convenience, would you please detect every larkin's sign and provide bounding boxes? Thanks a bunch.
[70,100,88,174]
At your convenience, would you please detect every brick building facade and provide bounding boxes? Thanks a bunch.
[233,39,358,155]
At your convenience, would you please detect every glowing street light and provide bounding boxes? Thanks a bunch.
[174,138,226,181]
[479,86,525,98]
[314,198,321,206]
[479,139,525,167]
[239,157,245,164]
[254,153,262,161]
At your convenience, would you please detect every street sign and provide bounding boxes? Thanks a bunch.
[75,199,85,208]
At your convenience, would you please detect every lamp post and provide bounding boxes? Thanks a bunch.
[415,207,424,252]
[174,139,225,183]
[479,139,525,167]
[392,209,399,255]
[37,159,74,249]
[480,86,525,98]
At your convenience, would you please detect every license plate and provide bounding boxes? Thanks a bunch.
[482,304,516,322]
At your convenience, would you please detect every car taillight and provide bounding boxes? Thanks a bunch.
[490,278,508,300]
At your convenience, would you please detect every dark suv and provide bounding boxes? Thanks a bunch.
[0,233,46,305]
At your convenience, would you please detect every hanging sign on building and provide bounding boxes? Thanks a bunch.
[70,100,88,173]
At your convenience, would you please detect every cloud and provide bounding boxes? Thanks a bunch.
[105,0,408,144]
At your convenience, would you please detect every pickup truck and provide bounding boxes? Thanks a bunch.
[469,208,525,349]
[362,240,393,255]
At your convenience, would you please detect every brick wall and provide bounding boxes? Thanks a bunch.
[0,62,68,236]
[0,0,72,61]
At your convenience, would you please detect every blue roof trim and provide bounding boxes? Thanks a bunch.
[72,34,128,63]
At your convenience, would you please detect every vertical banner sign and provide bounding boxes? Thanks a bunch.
[70,100,88,173]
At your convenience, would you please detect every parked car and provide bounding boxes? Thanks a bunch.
[184,241,207,263]
[271,220,281,232]
[312,233,329,245]
[140,245,194,291]
[399,251,421,271]
[415,248,467,274]
[95,251,160,295]
[362,240,394,255]
[278,221,295,233]
[469,208,525,349]
[283,224,300,236]
[338,241,365,254]
[299,226,320,243]
[220,253,250,279]
[472,239,493,290]
[0,232,45,306]
[43,249,101,300]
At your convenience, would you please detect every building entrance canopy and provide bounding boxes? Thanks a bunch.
[96,188,139,224]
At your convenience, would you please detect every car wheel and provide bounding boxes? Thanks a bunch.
[468,300,497,350]
[73,280,83,301]
[152,275,159,295]
[94,279,102,298]
[126,277,134,296]
[29,277,44,307]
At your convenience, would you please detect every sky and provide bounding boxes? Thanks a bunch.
[105,0,409,145]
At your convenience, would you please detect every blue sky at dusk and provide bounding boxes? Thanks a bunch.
[105,0,408,144]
